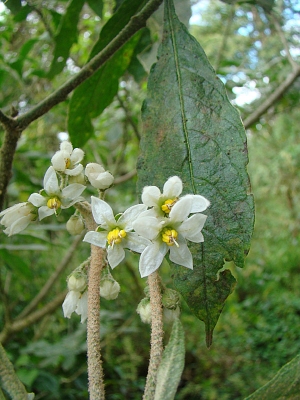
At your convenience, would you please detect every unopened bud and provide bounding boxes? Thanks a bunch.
[137,298,151,324]
[162,288,180,310]
[100,277,120,300]
[66,215,85,235]
[67,273,87,292]
[85,163,114,190]
[163,306,180,323]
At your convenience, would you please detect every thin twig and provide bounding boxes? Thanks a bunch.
[143,271,164,400]
[244,66,300,129]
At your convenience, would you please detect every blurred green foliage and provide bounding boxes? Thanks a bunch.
[0,0,299,399]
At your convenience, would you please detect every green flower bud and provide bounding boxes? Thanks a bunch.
[162,288,180,310]
[136,298,151,324]
[66,215,85,235]
[100,277,120,300]
[163,306,180,323]
[67,272,87,292]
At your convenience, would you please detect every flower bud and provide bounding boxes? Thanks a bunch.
[67,273,87,292]
[162,288,180,310]
[66,215,85,235]
[85,163,114,190]
[163,306,180,323]
[100,277,120,300]
[136,298,151,324]
[68,172,85,185]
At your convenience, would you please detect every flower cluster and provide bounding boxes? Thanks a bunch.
[62,272,88,323]
[84,176,210,278]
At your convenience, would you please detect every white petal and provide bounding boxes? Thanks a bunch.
[28,193,46,207]
[139,241,168,278]
[178,213,207,241]
[132,216,164,240]
[141,186,161,207]
[62,183,85,202]
[7,216,32,236]
[183,194,210,213]
[51,150,69,172]
[163,176,183,198]
[43,167,59,195]
[169,196,193,222]
[119,204,147,230]
[65,164,84,176]
[76,291,88,323]
[70,148,84,164]
[94,171,114,189]
[83,231,107,248]
[124,232,151,253]
[107,245,125,269]
[38,206,55,220]
[60,141,73,153]
[85,162,105,175]
[62,290,80,318]
[91,197,115,226]
[169,240,193,269]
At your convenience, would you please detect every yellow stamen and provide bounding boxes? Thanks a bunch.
[162,228,179,247]
[107,228,126,247]
[65,158,71,168]
[47,197,61,210]
[161,198,177,214]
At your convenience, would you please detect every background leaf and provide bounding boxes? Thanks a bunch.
[154,318,185,400]
[137,0,254,346]
[244,354,300,399]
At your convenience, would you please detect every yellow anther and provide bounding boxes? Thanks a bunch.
[161,228,179,247]
[65,158,71,168]
[107,228,126,246]
[47,197,61,210]
[161,198,177,214]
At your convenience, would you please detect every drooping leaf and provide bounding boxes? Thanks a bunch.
[68,0,146,147]
[244,354,300,400]
[154,318,185,400]
[137,0,254,346]
[47,0,85,79]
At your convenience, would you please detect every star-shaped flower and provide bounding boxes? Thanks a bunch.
[132,195,208,277]
[28,166,86,220]
[141,176,210,217]
[51,141,84,176]
[83,197,150,269]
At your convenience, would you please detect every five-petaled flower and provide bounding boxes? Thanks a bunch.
[51,141,84,176]
[83,197,150,268]
[28,166,86,220]
[133,193,209,278]
[141,176,210,218]
[0,202,37,236]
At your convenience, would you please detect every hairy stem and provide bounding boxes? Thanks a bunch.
[143,271,164,400]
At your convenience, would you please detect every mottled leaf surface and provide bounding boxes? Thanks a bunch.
[245,354,300,399]
[154,318,185,400]
[137,0,254,346]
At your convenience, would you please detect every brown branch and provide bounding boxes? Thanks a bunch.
[243,66,300,129]
[16,232,85,320]
[114,169,137,185]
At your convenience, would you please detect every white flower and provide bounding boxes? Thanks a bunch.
[62,289,88,323]
[51,141,84,176]
[83,197,150,269]
[141,176,210,217]
[100,278,120,300]
[28,167,86,220]
[132,195,208,278]
[85,163,114,190]
[0,202,37,236]
[136,298,151,324]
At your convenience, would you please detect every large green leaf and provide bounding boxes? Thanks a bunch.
[244,354,300,399]
[137,0,254,346]
[68,0,146,147]
[154,318,185,400]
[47,0,85,79]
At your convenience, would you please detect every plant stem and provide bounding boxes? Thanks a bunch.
[143,271,164,400]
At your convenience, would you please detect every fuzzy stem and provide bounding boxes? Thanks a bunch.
[143,271,164,400]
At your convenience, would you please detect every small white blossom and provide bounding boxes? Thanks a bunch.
[133,195,208,278]
[136,298,151,324]
[28,167,86,220]
[100,278,120,300]
[51,141,84,176]
[83,197,150,269]
[85,163,114,190]
[62,290,88,323]
[141,176,210,217]
[0,202,37,236]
